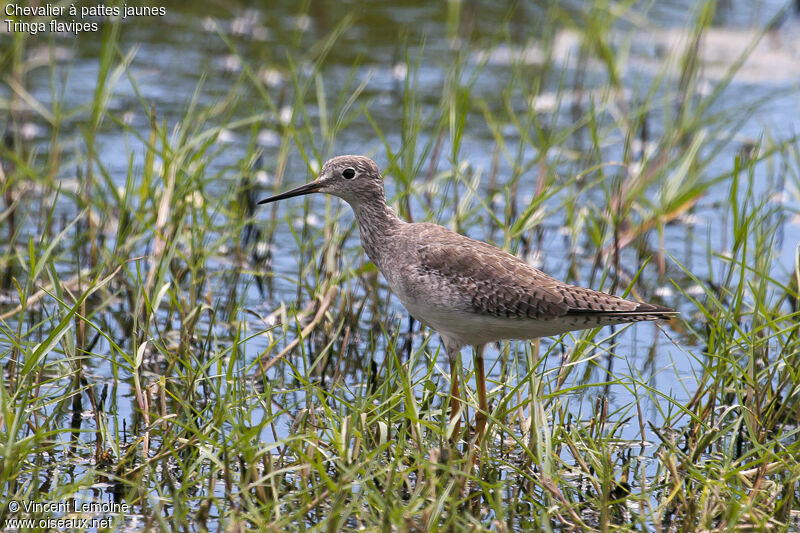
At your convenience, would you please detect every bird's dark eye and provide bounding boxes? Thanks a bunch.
[342,168,356,179]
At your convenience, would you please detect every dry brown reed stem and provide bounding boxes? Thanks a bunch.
[0,269,90,320]
[0,259,132,320]
[254,284,339,378]
[601,195,700,261]
[145,165,176,295]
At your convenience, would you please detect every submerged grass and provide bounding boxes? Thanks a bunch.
[2,1,800,531]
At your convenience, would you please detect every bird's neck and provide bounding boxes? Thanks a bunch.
[351,198,403,268]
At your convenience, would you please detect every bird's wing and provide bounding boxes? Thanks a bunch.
[413,224,671,320]
[414,225,570,319]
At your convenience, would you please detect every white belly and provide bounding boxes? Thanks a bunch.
[399,297,573,348]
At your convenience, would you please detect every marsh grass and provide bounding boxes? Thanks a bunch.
[2,1,800,531]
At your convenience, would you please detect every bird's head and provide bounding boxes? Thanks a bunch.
[258,155,385,207]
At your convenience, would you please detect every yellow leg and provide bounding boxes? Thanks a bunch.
[443,337,462,440]
[449,365,461,438]
[474,344,488,445]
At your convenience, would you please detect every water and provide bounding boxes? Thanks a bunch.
[2,0,799,528]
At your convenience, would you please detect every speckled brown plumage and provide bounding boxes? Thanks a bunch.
[412,224,664,320]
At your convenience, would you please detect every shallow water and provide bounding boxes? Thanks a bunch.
[2,0,800,528]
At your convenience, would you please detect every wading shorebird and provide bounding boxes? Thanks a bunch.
[259,155,675,443]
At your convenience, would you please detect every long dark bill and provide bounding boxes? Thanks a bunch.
[257,181,322,204]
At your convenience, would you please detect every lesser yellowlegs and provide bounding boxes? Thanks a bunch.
[259,155,675,442]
